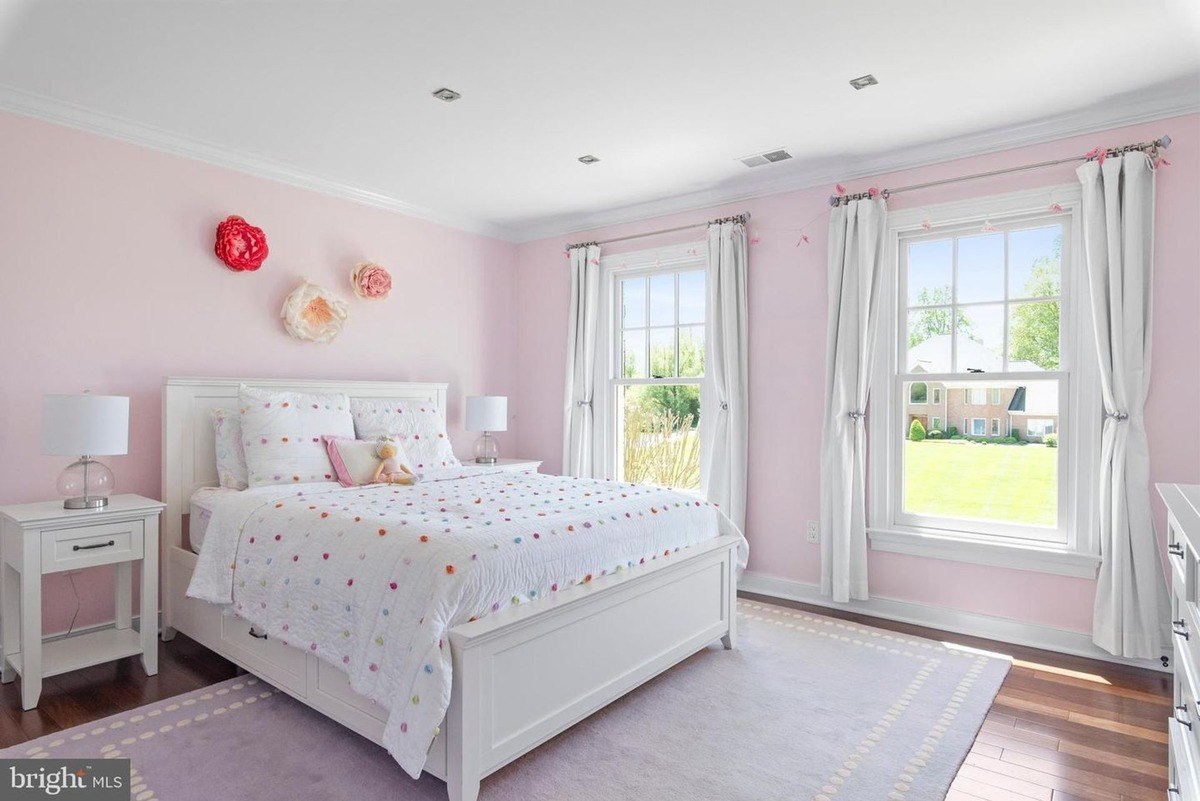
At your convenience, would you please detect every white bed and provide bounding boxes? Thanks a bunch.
[161,377,743,801]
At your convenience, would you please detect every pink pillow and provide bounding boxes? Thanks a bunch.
[323,436,408,487]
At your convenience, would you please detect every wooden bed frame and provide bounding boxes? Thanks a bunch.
[161,377,740,801]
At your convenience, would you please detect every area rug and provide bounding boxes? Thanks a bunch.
[1,600,1009,801]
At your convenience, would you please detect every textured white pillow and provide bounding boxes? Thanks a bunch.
[211,408,248,490]
[239,385,354,487]
[350,398,459,470]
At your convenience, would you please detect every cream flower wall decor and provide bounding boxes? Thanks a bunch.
[281,279,350,343]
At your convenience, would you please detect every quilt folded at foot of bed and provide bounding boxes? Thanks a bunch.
[188,467,747,777]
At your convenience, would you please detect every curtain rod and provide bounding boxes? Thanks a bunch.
[565,213,750,252]
[828,135,1171,206]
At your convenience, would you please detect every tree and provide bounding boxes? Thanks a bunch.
[908,286,976,348]
[1008,240,1062,370]
[909,418,927,441]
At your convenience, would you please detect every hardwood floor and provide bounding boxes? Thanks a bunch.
[0,602,1171,800]
[743,591,1171,801]
[0,633,238,749]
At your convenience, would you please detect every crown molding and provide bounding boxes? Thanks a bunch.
[2,79,1196,246]
[508,80,1199,242]
[0,84,511,241]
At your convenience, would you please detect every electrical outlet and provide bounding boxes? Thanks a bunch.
[806,520,819,543]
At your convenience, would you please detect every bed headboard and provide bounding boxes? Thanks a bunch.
[161,376,449,554]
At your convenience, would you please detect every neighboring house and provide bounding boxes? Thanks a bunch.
[904,335,1058,440]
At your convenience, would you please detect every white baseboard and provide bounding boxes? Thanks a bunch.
[739,570,1169,673]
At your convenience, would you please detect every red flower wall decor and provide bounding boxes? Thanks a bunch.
[214,215,269,271]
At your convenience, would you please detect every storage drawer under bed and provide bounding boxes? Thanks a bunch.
[218,613,307,696]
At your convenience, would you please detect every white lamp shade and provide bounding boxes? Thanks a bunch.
[465,396,507,432]
[42,394,130,456]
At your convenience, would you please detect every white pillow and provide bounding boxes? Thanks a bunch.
[351,398,459,470]
[211,408,248,490]
[324,436,411,487]
[238,385,354,487]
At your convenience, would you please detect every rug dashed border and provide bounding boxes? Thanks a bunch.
[20,677,275,801]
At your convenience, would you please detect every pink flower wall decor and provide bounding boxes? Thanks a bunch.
[351,262,392,300]
[214,215,268,271]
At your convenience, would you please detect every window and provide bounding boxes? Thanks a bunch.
[889,208,1071,546]
[932,416,942,432]
[1026,419,1055,437]
[609,253,706,490]
[932,388,942,404]
[910,382,927,404]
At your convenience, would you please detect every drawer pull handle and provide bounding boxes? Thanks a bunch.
[1174,619,1190,640]
[1175,704,1192,730]
[1170,543,1186,558]
[72,540,116,552]
[248,627,268,640]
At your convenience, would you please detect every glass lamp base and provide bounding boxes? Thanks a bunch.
[473,432,499,464]
[57,457,115,510]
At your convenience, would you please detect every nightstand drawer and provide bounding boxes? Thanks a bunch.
[41,521,145,573]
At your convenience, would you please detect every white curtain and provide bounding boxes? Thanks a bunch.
[562,244,602,477]
[700,221,749,532]
[820,197,887,602]
[1078,153,1170,659]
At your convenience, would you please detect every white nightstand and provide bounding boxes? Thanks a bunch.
[0,494,164,709]
[476,458,542,474]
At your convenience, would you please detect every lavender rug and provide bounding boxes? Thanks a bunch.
[1,600,1009,801]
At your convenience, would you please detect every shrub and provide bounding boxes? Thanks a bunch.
[926,429,944,440]
[950,434,965,440]
[1044,433,1058,448]
[1000,436,1019,445]
[909,418,926,442]
[946,426,959,437]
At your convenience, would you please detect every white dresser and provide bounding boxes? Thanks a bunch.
[1161,483,1200,798]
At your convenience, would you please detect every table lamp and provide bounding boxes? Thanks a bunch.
[42,393,130,509]
[465,396,507,464]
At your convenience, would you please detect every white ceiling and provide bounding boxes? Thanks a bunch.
[1,1,1197,241]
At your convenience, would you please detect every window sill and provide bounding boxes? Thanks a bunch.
[867,528,1100,578]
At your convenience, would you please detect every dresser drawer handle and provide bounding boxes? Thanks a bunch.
[1174,619,1190,640]
[72,540,116,552]
[248,627,268,640]
[1176,705,1193,730]
[1170,543,1186,558]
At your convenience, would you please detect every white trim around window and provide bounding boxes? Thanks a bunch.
[595,242,708,486]
[868,183,1101,578]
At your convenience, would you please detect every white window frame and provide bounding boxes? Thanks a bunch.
[990,388,1002,405]
[910,382,928,404]
[932,416,943,431]
[967,388,986,405]
[932,387,942,404]
[867,185,1101,578]
[594,243,709,486]
[991,418,1000,437]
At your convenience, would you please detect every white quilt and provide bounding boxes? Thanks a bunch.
[188,468,747,778]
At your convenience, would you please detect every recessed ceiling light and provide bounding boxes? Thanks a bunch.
[578,155,600,164]
[849,74,878,90]
[432,87,461,102]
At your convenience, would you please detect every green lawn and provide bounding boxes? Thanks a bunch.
[904,440,1057,527]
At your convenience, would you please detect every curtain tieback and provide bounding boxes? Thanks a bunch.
[720,401,730,411]
[1105,410,1129,421]
[576,399,592,408]
[847,410,867,422]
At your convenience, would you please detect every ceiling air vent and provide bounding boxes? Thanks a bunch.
[739,148,792,168]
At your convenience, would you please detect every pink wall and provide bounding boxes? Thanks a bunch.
[0,111,520,634]
[513,114,1200,635]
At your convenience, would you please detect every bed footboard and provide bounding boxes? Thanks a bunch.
[445,533,740,801]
